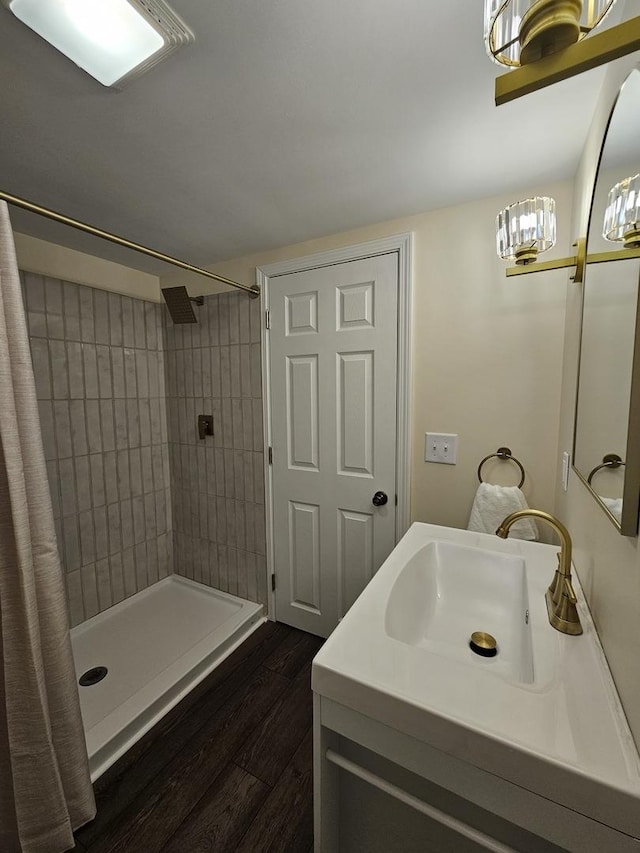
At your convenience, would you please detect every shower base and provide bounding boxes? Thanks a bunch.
[70,575,263,781]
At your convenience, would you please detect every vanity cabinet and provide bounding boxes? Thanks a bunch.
[314,695,639,852]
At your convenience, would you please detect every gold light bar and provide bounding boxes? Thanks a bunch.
[505,238,640,278]
[0,190,260,298]
[495,15,640,105]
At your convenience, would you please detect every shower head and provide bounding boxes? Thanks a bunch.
[161,286,204,324]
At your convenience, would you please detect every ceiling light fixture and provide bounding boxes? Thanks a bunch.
[1,0,193,88]
[603,175,640,248]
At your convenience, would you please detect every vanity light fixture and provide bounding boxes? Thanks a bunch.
[603,174,640,249]
[1,0,193,88]
[485,1,640,106]
[496,196,557,265]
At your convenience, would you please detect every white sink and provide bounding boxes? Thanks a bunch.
[385,540,534,683]
[312,522,640,840]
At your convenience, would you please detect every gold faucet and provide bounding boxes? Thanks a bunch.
[495,510,582,636]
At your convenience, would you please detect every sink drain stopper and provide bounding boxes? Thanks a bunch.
[469,632,498,658]
[79,666,108,686]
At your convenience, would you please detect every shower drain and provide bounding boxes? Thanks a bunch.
[79,666,108,687]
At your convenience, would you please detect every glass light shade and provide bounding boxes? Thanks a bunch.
[496,196,557,264]
[484,0,617,67]
[603,175,640,248]
[2,0,193,87]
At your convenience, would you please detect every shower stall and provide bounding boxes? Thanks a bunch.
[20,268,267,780]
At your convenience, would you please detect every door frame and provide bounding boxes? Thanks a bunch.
[257,233,413,621]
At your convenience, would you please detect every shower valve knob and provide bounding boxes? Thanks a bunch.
[372,491,388,507]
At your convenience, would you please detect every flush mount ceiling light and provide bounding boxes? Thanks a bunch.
[496,196,557,265]
[603,175,640,249]
[485,1,640,106]
[1,0,193,88]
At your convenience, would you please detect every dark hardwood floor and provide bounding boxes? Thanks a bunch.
[73,621,322,853]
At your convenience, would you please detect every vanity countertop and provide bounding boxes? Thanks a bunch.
[312,522,640,838]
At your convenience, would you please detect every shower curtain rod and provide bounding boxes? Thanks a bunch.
[0,190,260,298]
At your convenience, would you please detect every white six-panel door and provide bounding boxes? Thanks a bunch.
[268,254,398,637]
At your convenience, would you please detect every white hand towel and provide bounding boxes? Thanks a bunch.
[467,483,538,540]
[600,496,623,524]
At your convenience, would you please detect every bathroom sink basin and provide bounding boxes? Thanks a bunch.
[385,540,533,683]
[312,522,640,841]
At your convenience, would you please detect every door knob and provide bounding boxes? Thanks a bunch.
[372,491,388,507]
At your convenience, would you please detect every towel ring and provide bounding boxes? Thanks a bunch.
[477,447,525,489]
[587,453,625,485]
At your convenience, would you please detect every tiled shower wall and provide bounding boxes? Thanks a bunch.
[21,272,173,627]
[164,291,267,607]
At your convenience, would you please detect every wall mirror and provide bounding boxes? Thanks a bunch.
[573,68,640,536]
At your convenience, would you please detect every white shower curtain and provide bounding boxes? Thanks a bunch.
[0,202,95,853]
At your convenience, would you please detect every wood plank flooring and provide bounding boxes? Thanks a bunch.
[74,621,322,853]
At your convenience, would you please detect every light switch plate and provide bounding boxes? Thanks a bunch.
[425,433,458,465]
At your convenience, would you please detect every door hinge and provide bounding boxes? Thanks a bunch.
[271,573,276,592]
[268,446,273,464]
[265,309,270,329]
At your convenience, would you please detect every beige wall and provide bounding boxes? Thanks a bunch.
[163,181,573,534]
[14,232,161,302]
[555,54,640,745]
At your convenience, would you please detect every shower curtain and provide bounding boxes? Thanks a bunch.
[0,202,95,853]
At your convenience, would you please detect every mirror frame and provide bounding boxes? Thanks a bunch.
[573,66,640,537]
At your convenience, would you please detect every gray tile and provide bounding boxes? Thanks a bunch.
[221,398,233,448]
[79,510,96,567]
[110,553,125,604]
[144,493,156,540]
[249,293,261,344]
[141,446,154,494]
[242,398,253,451]
[135,541,148,589]
[111,348,126,398]
[239,296,251,345]
[218,544,229,592]
[220,347,230,398]
[139,399,151,447]
[236,548,248,600]
[124,348,137,398]
[67,342,84,398]
[228,294,240,345]
[209,540,219,588]
[133,300,146,349]
[109,293,123,347]
[63,515,81,572]
[81,564,99,619]
[240,344,251,398]
[114,400,128,449]
[38,401,57,460]
[148,351,159,398]
[58,457,78,517]
[232,399,243,449]
[127,399,140,448]
[123,547,137,597]
[136,349,148,398]
[156,489,167,535]
[129,448,142,497]
[45,279,64,339]
[30,338,52,399]
[50,340,69,398]
[25,272,45,312]
[229,345,241,395]
[103,450,119,504]
[121,499,134,550]
[69,400,88,457]
[97,344,112,398]
[75,456,92,512]
[243,450,255,505]
[63,283,81,341]
[158,533,170,579]
[94,506,109,560]
[82,343,99,399]
[117,450,131,501]
[79,287,95,342]
[90,453,106,507]
[86,400,103,454]
[94,290,110,345]
[132,495,145,544]
[256,554,268,606]
[146,538,159,585]
[100,400,116,452]
[208,297,220,346]
[252,399,263,450]
[216,498,227,545]
[233,450,244,502]
[250,343,262,398]
[53,401,73,459]
[66,570,85,627]
[108,502,121,554]
[96,558,112,611]
[122,298,135,348]
[149,398,162,446]
[145,302,158,350]
[28,311,48,338]
[254,452,265,504]
[246,551,257,603]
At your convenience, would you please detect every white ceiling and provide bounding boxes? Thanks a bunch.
[0,0,625,274]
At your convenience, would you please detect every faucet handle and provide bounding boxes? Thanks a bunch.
[563,576,577,605]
